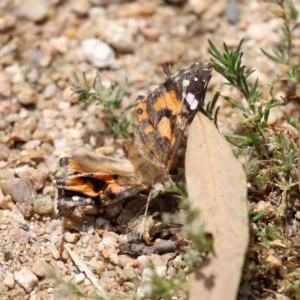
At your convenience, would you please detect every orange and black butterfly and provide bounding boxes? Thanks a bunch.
[57,62,212,228]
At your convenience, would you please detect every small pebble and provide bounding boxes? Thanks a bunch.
[226,2,240,24]
[17,0,49,22]
[0,15,16,32]
[1,178,36,205]
[64,232,79,243]
[0,195,13,209]
[43,83,57,99]
[0,72,12,97]
[30,260,50,279]
[71,0,91,16]
[119,267,138,281]
[4,272,15,289]
[16,84,38,106]
[188,0,208,14]
[16,164,49,190]
[14,268,39,293]
[123,281,136,292]
[109,253,119,265]
[49,36,69,54]
[74,273,85,284]
[12,228,30,244]
[0,143,10,160]
[118,255,137,268]
[33,195,54,215]
[81,39,116,68]
[48,244,60,260]
[116,2,157,18]
[26,68,39,83]
[102,21,137,53]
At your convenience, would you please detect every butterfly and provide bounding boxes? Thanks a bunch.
[57,62,212,237]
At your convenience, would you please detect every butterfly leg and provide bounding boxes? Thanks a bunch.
[141,183,166,243]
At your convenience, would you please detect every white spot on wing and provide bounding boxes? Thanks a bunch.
[186,92,198,110]
[186,93,195,104]
[190,99,198,110]
[182,79,190,87]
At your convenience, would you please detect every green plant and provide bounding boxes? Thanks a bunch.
[72,72,130,137]
[261,0,300,97]
[147,271,186,300]
[209,39,280,155]
[208,38,298,198]
[207,2,300,298]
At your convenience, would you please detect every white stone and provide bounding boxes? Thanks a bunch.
[4,272,15,289]
[136,266,167,298]
[98,237,115,251]
[74,273,85,284]
[102,21,137,53]
[71,0,91,16]
[14,268,39,293]
[17,0,49,22]
[81,39,116,68]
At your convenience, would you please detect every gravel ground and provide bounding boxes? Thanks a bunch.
[0,0,293,299]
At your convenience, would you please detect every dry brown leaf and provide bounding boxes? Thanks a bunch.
[185,112,249,300]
